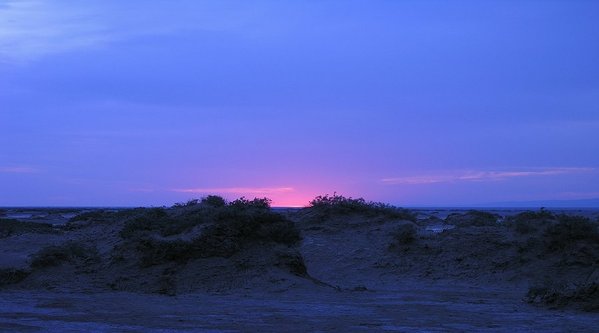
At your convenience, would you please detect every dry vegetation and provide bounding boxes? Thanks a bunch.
[0,218,56,238]
[305,194,416,221]
[0,197,598,312]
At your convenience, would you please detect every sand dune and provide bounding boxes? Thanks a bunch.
[1,198,598,331]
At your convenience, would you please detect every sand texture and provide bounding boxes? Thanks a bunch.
[1,202,598,331]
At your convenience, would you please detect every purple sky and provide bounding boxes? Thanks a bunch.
[1,1,599,207]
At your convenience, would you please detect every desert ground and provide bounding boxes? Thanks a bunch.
[1,197,598,332]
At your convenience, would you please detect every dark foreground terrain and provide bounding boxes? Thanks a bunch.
[1,196,598,332]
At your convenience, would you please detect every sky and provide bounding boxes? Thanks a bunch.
[1,0,599,207]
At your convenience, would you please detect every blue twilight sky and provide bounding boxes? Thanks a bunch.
[1,0,598,207]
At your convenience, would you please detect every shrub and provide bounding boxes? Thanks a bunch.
[507,209,555,234]
[173,199,200,208]
[120,208,180,238]
[256,219,301,244]
[515,209,554,221]
[133,208,301,266]
[201,195,227,207]
[544,215,599,251]
[173,196,227,209]
[0,219,55,238]
[510,219,537,234]
[229,197,272,210]
[207,208,300,248]
[276,252,308,277]
[120,197,301,266]
[392,223,417,245]
[69,210,108,222]
[527,282,599,312]
[466,210,498,224]
[446,210,498,227]
[30,241,100,268]
[308,194,416,221]
[0,268,29,286]
[136,239,197,267]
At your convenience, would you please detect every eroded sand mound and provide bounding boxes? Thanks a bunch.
[1,199,598,312]
[0,198,311,295]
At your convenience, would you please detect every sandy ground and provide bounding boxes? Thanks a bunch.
[1,206,598,332]
[1,284,598,332]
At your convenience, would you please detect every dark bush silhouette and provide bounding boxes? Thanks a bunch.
[0,218,55,238]
[69,208,150,225]
[527,281,599,312]
[69,210,112,222]
[544,215,599,251]
[392,223,417,245]
[201,195,227,207]
[173,199,200,207]
[446,210,499,227]
[120,196,301,266]
[139,217,299,266]
[276,252,308,277]
[119,208,179,238]
[308,194,416,221]
[515,208,554,221]
[173,196,227,208]
[135,239,197,266]
[507,209,556,234]
[229,197,271,210]
[0,268,29,287]
[122,198,281,240]
[30,241,100,268]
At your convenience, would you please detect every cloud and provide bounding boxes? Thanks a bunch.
[0,166,38,173]
[382,167,596,185]
[171,187,295,195]
[127,188,155,193]
[0,1,110,62]
[0,1,256,63]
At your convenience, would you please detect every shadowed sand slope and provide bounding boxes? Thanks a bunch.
[1,197,598,331]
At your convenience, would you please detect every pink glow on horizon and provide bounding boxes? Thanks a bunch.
[171,187,295,195]
[170,186,318,207]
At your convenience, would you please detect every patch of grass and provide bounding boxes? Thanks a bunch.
[0,218,55,238]
[308,194,416,221]
[544,215,599,251]
[0,268,29,287]
[30,241,100,268]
